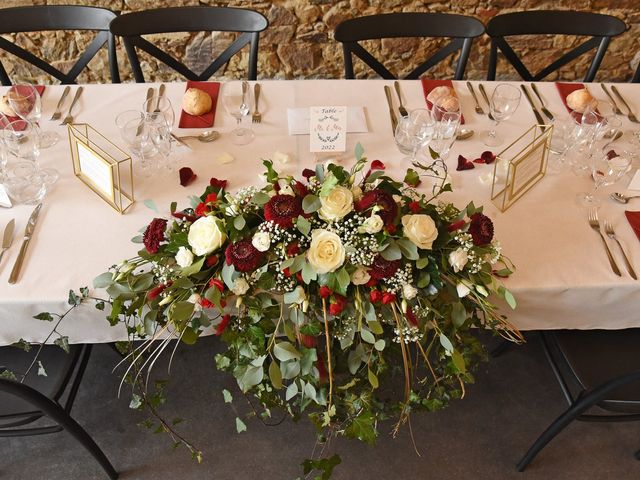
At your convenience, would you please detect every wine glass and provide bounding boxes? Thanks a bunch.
[142,96,174,166]
[394,108,434,161]
[7,83,59,148]
[578,151,631,207]
[221,81,253,145]
[429,106,461,160]
[483,84,521,147]
[116,111,158,177]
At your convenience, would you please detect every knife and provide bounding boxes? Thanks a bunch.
[520,84,545,125]
[0,218,15,265]
[8,203,42,284]
[155,83,165,113]
[384,85,398,135]
[611,85,639,123]
[530,83,554,121]
[478,83,494,120]
[600,84,623,115]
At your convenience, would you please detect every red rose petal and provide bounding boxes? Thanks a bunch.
[606,149,619,160]
[481,151,496,164]
[457,155,475,171]
[371,159,385,170]
[179,167,197,186]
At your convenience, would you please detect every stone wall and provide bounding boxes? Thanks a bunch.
[1,0,638,83]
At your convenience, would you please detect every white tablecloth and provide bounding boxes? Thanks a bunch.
[1,79,639,345]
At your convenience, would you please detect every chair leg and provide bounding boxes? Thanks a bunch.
[635,449,640,461]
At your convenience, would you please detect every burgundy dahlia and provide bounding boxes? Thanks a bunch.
[143,218,167,254]
[355,190,398,225]
[369,254,400,280]
[225,239,265,272]
[468,213,494,246]
[264,194,303,229]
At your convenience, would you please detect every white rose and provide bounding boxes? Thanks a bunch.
[187,216,226,256]
[252,231,271,252]
[351,185,363,201]
[401,214,438,250]
[175,246,194,268]
[449,248,468,273]
[402,283,418,300]
[319,185,354,221]
[232,277,250,296]
[307,229,346,274]
[351,267,371,285]
[359,214,384,234]
[456,281,471,298]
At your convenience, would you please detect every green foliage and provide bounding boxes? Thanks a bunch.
[302,455,342,480]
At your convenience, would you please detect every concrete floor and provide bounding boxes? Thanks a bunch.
[2,334,640,479]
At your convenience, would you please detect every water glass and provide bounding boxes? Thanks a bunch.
[221,81,254,145]
[7,83,59,148]
[394,109,434,160]
[2,120,40,164]
[483,84,521,147]
[430,107,461,160]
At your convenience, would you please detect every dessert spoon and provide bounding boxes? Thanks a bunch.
[176,130,220,142]
[610,192,640,204]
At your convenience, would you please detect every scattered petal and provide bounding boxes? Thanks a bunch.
[606,149,619,160]
[370,159,385,170]
[481,151,496,164]
[273,150,291,164]
[216,152,235,165]
[179,167,197,186]
[457,154,475,171]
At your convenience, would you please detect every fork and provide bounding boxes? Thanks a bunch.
[394,81,408,117]
[60,86,83,125]
[49,85,70,121]
[611,85,639,124]
[604,220,637,279]
[588,209,621,276]
[252,83,261,124]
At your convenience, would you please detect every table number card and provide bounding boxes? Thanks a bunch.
[309,106,347,153]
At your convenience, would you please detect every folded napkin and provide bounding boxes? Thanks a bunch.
[421,79,465,124]
[5,85,46,131]
[555,82,600,121]
[287,107,368,135]
[178,81,220,128]
[625,211,640,243]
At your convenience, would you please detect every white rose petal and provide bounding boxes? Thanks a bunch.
[273,150,291,164]
[456,282,471,298]
[252,231,271,252]
[449,248,468,273]
[351,267,371,285]
[402,283,418,300]
[307,229,346,274]
[216,152,234,165]
[232,278,250,296]
[175,246,194,268]
[359,214,384,234]
[402,214,438,250]
[187,216,227,256]
[319,185,354,221]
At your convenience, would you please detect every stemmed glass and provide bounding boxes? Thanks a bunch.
[483,84,521,147]
[429,106,461,160]
[394,108,434,161]
[221,81,254,145]
[7,82,59,148]
[115,110,158,177]
[578,151,631,207]
[143,96,175,169]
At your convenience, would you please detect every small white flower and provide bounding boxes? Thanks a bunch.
[456,282,471,298]
[232,278,250,296]
[251,231,271,252]
[449,248,468,273]
[351,266,371,285]
[359,214,384,234]
[278,179,295,196]
[175,246,194,268]
[402,283,418,300]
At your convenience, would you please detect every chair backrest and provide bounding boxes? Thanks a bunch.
[109,6,268,82]
[0,5,120,86]
[485,11,627,82]
[334,13,485,80]
[632,62,640,83]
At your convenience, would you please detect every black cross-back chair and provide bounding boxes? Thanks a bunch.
[333,13,485,80]
[517,330,640,471]
[486,11,627,82]
[109,6,268,83]
[632,62,640,83]
[0,344,118,479]
[0,5,120,86]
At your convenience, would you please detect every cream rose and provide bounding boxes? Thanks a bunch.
[307,229,346,274]
[175,246,194,268]
[252,231,271,252]
[319,185,354,221]
[449,248,468,273]
[402,283,418,300]
[232,278,250,296]
[351,267,371,285]
[359,214,384,234]
[401,214,438,250]
[187,216,226,256]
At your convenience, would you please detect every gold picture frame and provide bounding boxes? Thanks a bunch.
[491,124,552,212]
[68,124,134,214]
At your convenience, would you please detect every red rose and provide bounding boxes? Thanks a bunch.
[215,314,231,335]
[369,254,400,280]
[293,181,308,198]
[406,308,418,326]
[209,177,227,191]
[143,218,167,254]
[206,255,219,267]
[283,267,292,277]
[225,239,265,272]
[329,294,346,315]
[468,213,494,246]
[195,202,209,217]
[365,278,378,288]
[408,201,421,213]
[147,284,165,301]
[264,194,303,229]
[319,286,333,298]
[447,220,466,232]
[301,335,317,348]
[381,292,396,305]
[286,241,300,257]
[386,224,397,234]
[371,160,385,170]
[179,167,197,186]
[200,298,213,309]
[355,190,398,226]
[370,290,383,303]
[205,193,218,204]
[209,278,224,292]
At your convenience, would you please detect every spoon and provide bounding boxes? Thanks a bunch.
[610,192,640,204]
[456,128,474,140]
[176,130,220,142]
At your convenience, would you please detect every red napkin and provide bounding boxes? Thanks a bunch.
[555,82,600,122]
[4,85,46,131]
[421,79,465,124]
[625,211,640,243]
[178,81,220,128]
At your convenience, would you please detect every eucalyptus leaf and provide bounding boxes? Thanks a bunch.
[396,238,419,260]
[285,381,298,400]
[302,194,321,213]
[368,368,379,389]
[269,361,283,389]
[143,199,158,212]
[240,365,264,392]
[452,350,466,373]
[360,329,375,344]
[274,341,302,361]
[296,216,311,236]
[234,215,246,230]
[251,192,270,205]
[235,417,247,433]
[374,339,385,351]
[380,241,401,261]
[451,302,467,328]
[93,272,114,289]
[439,333,454,353]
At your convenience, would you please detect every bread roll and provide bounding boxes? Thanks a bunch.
[436,95,460,112]
[182,88,212,116]
[566,88,597,113]
[0,96,15,116]
[427,86,453,105]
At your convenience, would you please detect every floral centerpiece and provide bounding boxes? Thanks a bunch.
[95,144,519,476]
